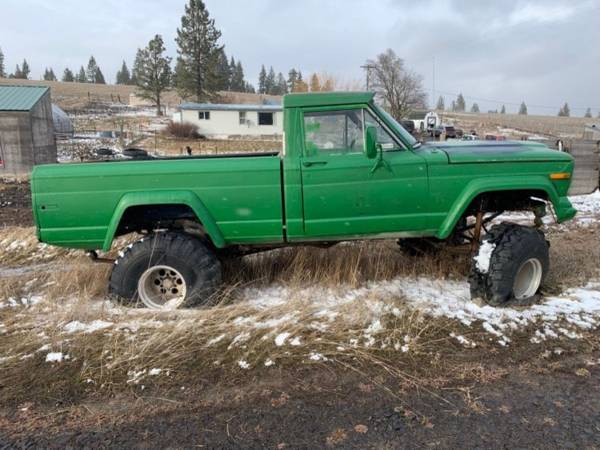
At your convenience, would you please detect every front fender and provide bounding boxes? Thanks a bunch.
[435,176,575,239]
[102,190,225,251]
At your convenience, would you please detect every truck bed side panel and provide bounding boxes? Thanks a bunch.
[32,156,284,249]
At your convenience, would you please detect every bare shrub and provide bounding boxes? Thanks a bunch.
[164,121,199,139]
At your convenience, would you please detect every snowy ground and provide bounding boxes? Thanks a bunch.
[1,192,599,378]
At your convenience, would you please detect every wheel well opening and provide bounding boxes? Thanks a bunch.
[115,204,209,241]
[464,189,549,216]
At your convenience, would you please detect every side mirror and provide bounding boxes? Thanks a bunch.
[365,126,379,159]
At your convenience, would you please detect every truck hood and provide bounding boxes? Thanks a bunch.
[429,140,573,164]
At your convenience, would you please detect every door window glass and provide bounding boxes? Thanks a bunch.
[364,110,402,151]
[304,110,364,156]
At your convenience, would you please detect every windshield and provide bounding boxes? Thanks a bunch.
[372,104,419,148]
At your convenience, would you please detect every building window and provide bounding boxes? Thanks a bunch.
[239,111,247,125]
[198,111,210,120]
[258,112,274,126]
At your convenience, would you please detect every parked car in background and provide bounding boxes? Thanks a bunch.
[400,120,415,134]
[485,135,507,141]
[444,126,457,139]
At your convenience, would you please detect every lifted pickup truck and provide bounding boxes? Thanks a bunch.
[31,92,576,309]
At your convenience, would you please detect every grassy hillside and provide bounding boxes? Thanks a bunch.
[0,78,281,111]
[443,111,594,139]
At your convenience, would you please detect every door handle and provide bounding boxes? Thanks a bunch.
[302,160,328,167]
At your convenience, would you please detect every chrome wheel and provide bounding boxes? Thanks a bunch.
[138,265,187,309]
[513,258,543,300]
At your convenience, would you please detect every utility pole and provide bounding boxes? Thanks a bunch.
[360,64,375,91]
[432,56,436,110]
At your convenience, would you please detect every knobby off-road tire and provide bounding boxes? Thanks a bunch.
[109,232,222,309]
[469,223,549,306]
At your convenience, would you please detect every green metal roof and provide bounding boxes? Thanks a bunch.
[0,85,49,111]
[283,91,375,108]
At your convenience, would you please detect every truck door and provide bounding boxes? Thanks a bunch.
[299,107,429,239]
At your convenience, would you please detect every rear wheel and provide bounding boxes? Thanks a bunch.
[109,232,222,309]
[469,223,549,306]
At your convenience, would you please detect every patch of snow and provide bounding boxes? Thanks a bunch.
[148,368,162,376]
[274,332,291,346]
[206,334,226,346]
[45,352,68,363]
[308,352,327,361]
[63,320,114,334]
[474,240,496,273]
[264,359,275,367]
[127,369,146,384]
[238,360,250,369]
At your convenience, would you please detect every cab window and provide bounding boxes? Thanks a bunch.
[304,110,364,156]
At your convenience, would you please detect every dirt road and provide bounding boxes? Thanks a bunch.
[1,354,598,449]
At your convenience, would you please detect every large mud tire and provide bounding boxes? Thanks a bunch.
[109,232,222,309]
[469,223,549,306]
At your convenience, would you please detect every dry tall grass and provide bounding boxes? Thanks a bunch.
[1,223,599,404]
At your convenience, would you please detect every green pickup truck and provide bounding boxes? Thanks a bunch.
[31,92,576,309]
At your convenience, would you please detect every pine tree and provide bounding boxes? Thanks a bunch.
[436,95,444,111]
[116,61,131,85]
[20,59,30,79]
[471,103,480,113]
[62,68,75,82]
[231,61,245,92]
[0,47,5,78]
[287,68,298,92]
[244,82,255,93]
[133,34,172,116]
[175,0,222,101]
[213,50,230,91]
[77,66,87,83]
[500,105,506,114]
[43,68,57,81]
[95,67,106,84]
[86,56,99,83]
[451,100,456,112]
[265,66,276,94]
[518,102,527,115]
[258,65,267,94]
[584,108,592,118]
[455,93,465,112]
[558,102,570,117]
[277,72,288,94]
[309,73,321,92]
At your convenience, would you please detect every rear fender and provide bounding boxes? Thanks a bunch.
[102,190,225,251]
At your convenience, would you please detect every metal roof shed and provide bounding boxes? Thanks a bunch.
[0,85,57,174]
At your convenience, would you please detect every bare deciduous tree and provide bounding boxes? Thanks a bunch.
[366,49,426,120]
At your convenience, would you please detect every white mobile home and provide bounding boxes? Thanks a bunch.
[173,103,283,139]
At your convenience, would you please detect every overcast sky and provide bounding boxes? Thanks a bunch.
[1,0,598,116]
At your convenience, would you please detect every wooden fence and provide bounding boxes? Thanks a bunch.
[563,140,600,195]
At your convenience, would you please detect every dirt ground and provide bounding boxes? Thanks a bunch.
[1,352,598,449]
[0,179,32,227]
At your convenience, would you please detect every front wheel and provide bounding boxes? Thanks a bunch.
[109,232,222,309]
[469,223,549,306]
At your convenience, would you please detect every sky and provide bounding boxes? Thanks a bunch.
[0,0,598,116]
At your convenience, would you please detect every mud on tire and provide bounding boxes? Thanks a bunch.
[109,232,222,308]
[469,223,549,306]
